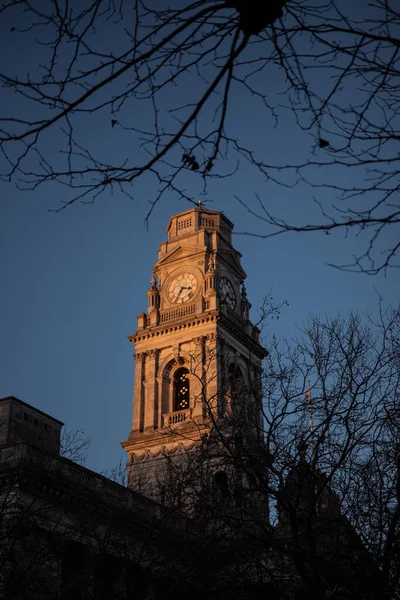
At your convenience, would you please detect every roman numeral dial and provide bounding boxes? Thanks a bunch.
[168,272,198,304]
[219,277,236,309]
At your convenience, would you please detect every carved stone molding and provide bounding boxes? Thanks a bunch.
[148,349,160,361]
[131,314,219,344]
[130,440,198,463]
[172,345,185,365]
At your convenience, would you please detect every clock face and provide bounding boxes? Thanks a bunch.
[219,277,236,309]
[168,272,198,304]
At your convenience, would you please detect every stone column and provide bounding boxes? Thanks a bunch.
[156,376,163,429]
[167,371,174,415]
[192,336,205,419]
[144,349,159,431]
[205,332,218,419]
[132,352,146,433]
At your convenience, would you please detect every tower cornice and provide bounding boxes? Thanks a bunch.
[129,311,267,359]
[166,207,234,244]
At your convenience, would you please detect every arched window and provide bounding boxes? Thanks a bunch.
[173,368,190,411]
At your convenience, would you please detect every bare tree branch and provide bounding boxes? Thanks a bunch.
[1,0,399,272]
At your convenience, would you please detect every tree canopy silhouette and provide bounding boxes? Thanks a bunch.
[0,0,399,273]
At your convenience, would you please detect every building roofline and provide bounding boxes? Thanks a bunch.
[0,396,64,426]
[166,207,234,233]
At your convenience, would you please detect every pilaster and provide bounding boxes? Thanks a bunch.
[156,376,163,430]
[204,332,218,418]
[144,349,159,431]
[132,352,146,433]
[191,336,206,419]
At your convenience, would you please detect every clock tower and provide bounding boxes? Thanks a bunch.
[121,207,266,506]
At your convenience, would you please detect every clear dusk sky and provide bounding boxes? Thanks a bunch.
[0,1,398,474]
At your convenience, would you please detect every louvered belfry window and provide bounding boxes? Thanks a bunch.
[174,368,190,411]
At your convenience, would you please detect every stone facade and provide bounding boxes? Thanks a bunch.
[0,395,62,453]
[0,397,203,600]
[121,208,266,505]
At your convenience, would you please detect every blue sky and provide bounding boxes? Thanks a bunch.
[0,1,398,474]
[1,184,397,474]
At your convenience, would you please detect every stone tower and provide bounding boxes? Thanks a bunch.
[121,207,266,505]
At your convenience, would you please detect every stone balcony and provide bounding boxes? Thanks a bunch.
[162,410,188,427]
